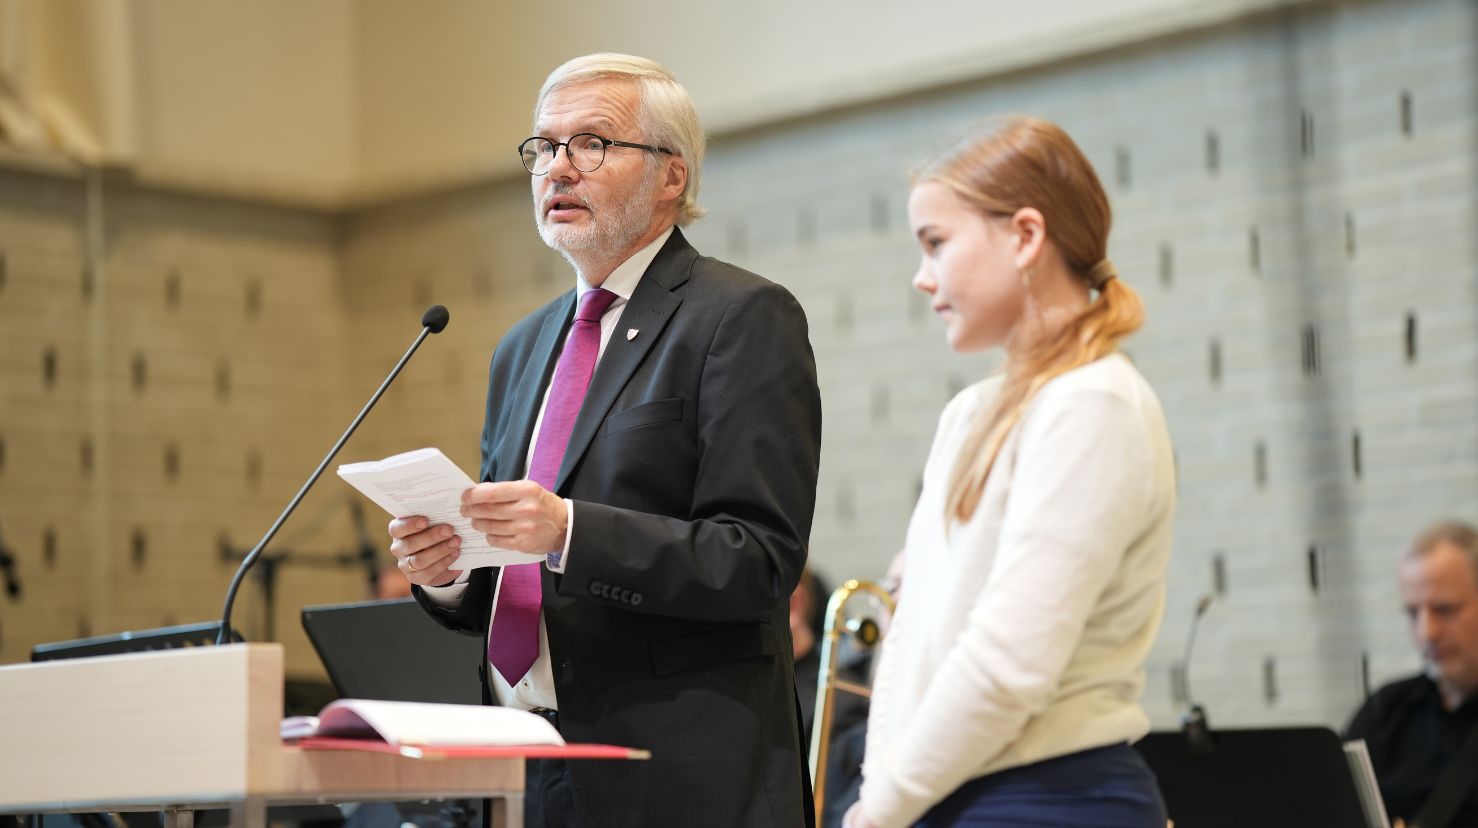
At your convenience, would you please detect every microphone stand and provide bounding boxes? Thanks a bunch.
[215,305,449,645]
[1180,594,1216,754]
[0,522,19,665]
[0,519,20,601]
[349,498,382,595]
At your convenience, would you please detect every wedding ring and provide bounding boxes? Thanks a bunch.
[406,554,418,572]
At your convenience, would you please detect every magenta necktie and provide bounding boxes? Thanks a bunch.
[488,287,619,684]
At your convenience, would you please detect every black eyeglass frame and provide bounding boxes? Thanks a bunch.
[517,132,676,175]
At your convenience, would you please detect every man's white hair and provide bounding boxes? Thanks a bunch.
[535,53,706,226]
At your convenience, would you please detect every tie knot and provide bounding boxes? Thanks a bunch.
[576,288,618,323]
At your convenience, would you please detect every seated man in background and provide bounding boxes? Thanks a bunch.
[1348,520,1478,827]
[792,567,826,740]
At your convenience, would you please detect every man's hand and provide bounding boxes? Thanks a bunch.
[388,516,462,587]
[462,480,567,556]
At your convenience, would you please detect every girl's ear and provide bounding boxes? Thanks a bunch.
[1010,207,1047,271]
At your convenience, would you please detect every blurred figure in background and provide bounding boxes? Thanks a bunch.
[375,561,413,600]
[848,117,1176,828]
[793,567,827,738]
[1347,521,1478,828]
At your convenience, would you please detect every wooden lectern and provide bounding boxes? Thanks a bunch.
[0,644,526,827]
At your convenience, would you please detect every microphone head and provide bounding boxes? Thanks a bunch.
[422,304,450,334]
[1195,593,1214,616]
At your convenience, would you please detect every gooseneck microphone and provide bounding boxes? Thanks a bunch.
[215,305,451,645]
[1180,593,1215,753]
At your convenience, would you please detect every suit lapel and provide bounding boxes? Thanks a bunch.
[553,229,696,493]
[492,294,574,482]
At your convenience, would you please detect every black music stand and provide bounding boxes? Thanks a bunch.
[1136,726,1379,828]
[302,598,486,828]
[301,597,483,705]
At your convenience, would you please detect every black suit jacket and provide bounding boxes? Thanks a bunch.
[416,228,822,827]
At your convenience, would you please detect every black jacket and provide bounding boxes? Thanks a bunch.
[416,228,822,827]
[1347,673,1478,826]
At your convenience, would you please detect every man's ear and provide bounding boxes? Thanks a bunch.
[1010,207,1047,271]
[662,156,688,205]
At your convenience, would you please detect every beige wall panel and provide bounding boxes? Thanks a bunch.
[338,182,566,470]
[0,249,89,307]
[0,166,360,681]
[129,0,356,198]
[351,0,1315,193]
[0,509,93,662]
[0,173,87,254]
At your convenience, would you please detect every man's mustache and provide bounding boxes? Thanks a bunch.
[543,185,594,215]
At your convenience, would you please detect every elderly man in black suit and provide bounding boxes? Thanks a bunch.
[388,53,821,828]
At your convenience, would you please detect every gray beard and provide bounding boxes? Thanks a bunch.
[536,172,660,276]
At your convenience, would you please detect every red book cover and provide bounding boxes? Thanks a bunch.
[293,736,649,761]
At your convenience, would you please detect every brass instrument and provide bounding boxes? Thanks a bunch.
[809,578,896,826]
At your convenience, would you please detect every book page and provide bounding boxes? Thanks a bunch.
[279,715,322,741]
[337,448,529,569]
[310,699,565,747]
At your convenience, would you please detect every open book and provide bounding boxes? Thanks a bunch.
[282,699,562,746]
[336,447,527,570]
[282,699,649,760]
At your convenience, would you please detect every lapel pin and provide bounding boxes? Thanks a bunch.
[626,328,639,341]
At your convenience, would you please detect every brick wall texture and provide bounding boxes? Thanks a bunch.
[0,0,1472,726]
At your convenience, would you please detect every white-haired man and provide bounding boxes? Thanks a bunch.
[389,54,820,827]
[1348,521,1478,828]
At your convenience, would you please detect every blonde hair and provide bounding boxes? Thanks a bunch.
[918,117,1145,523]
[536,53,706,226]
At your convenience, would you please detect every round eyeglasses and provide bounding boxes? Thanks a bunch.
[518,132,675,175]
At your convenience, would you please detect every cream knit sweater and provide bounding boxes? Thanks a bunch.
[859,353,1176,828]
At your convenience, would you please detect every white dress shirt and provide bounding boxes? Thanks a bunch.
[422,227,672,711]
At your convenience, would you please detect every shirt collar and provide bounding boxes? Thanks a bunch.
[575,226,674,304]
[1419,673,1478,715]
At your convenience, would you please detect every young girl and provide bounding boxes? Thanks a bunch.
[847,117,1176,828]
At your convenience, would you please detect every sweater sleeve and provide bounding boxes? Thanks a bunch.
[862,385,1157,828]
[859,384,985,793]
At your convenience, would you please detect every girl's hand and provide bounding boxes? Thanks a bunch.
[842,802,879,828]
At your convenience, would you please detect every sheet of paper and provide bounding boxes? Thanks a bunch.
[337,447,529,569]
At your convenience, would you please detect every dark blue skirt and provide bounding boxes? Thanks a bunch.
[915,743,1166,828]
